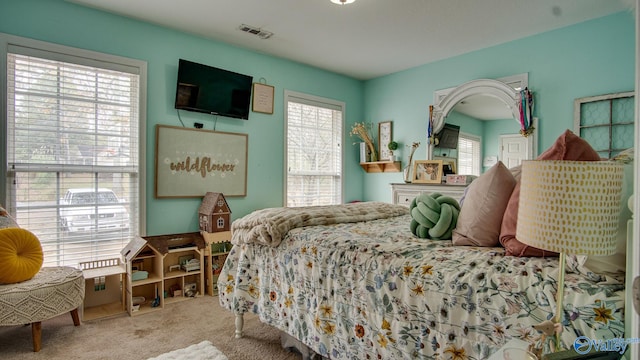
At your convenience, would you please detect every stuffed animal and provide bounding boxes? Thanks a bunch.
[409,193,460,239]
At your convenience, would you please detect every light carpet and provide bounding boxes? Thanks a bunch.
[148,340,228,360]
[0,295,300,360]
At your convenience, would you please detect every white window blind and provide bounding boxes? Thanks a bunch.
[457,133,481,176]
[285,91,343,206]
[5,43,144,267]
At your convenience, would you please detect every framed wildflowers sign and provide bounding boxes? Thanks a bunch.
[155,125,248,198]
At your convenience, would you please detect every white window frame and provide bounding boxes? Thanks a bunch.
[573,91,635,159]
[284,90,344,206]
[0,33,147,262]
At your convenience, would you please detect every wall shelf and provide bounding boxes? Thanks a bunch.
[360,161,401,173]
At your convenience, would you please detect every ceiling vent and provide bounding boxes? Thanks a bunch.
[239,24,273,39]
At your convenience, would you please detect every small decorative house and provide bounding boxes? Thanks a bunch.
[198,192,231,233]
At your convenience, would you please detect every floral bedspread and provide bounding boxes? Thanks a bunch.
[218,214,625,359]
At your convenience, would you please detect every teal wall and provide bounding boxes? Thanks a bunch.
[363,11,635,202]
[0,0,365,235]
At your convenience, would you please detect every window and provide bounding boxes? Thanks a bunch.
[457,133,481,176]
[574,92,635,158]
[2,35,146,267]
[285,90,343,206]
[217,217,224,229]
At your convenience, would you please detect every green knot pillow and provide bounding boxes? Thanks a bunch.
[409,193,460,240]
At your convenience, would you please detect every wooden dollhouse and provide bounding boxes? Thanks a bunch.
[121,234,205,316]
[198,192,231,233]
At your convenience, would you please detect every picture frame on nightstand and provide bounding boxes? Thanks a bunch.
[412,160,443,184]
[433,156,456,175]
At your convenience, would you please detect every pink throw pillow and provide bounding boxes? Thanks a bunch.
[452,161,516,247]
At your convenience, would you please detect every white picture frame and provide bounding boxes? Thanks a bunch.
[378,121,392,161]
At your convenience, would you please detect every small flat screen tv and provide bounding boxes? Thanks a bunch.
[435,124,460,149]
[174,59,253,120]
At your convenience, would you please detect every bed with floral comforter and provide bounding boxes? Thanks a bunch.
[218,202,624,359]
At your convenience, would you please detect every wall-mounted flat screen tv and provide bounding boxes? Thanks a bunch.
[174,59,253,120]
[435,124,460,149]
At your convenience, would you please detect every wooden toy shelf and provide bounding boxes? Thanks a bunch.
[201,231,232,296]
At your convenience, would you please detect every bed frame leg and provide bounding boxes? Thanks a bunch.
[235,313,244,338]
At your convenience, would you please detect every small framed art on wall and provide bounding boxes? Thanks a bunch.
[378,121,392,161]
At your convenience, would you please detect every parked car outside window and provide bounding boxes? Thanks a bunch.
[60,188,129,233]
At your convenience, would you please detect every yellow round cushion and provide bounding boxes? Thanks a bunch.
[0,228,43,284]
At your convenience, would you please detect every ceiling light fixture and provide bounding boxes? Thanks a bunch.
[331,0,356,5]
